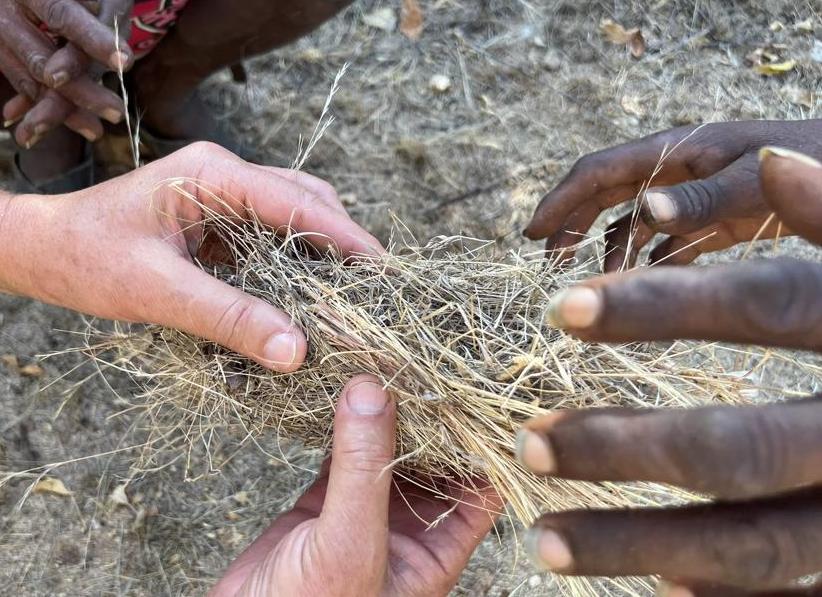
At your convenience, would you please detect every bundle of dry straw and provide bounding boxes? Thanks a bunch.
[88,183,748,534]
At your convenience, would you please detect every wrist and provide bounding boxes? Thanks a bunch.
[0,191,53,300]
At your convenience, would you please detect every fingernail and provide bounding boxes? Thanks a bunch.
[645,191,677,224]
[33,123,49,136]
[263,332,298,369]
[655,582,695,597]
[24,134,43,149]
[524,527,573,572]
[515,429,556,474]
[545,287,601,329]
[102,108,123,124]
[109,50,131,70]
[78,128,99,142]
[3,119,18,128]
[49,71,70,88]
[346,381,388,415]
[759,146,822,169]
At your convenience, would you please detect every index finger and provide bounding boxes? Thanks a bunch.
[161,143,385,258]
[523,123,751,242]
[24,0,133,70]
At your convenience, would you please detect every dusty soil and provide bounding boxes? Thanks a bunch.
[1,1,821,595]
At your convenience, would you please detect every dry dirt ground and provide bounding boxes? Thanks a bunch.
[1,1,821,595]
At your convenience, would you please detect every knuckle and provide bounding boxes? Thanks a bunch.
[184,140,232,162]
[24,52,46,78]
[731,258,822,345]
[43,0,71,31]
[668,179,720,228]
[336,445,392,475]
[213,297,257,351]
[670,408,782,498]
[701,520,795,587]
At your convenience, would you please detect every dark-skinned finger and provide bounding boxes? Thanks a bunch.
[15,89,73,146]
[544,258,822,352]
[0,4,55,81]
[2,94,33,127]
[661,580,822,597]
[24,0,133,71]
[543,202,600,259]
[58,76,123,123]
[63,108,102,142]
[517,399,822,498]
[0,43,40,99]
[525,486,822,589]
[640,153,765,235]
[42,44,90,88]
[523,122,758,241]
[648,217,788,266]
[760,147,822,245]
[602,213,655,272]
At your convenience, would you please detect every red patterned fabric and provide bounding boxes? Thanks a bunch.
[129,0,190,58]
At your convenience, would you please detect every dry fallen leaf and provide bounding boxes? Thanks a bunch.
[794,18,815,34]
[363,7,396,32]
[232,491,250,506]
[19,363,44,378]
[600,18,646,58]
[33,477,72,497]
[1,354,19,370]
[109,483,130,508]
[755,59,797,76]
[400,0,424,40]
[496,355,544,382]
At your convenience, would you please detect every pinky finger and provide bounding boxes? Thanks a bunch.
[64,109,103,143]
[3,94,33,127]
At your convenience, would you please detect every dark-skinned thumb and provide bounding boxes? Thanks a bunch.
[759,146,822,246]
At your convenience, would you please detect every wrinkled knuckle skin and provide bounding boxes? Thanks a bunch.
[670,409,783,499]
[25,52,46,78]
[214,298,256,353]
[43,0,71,32]
[336,446,392,476]
[669,179,721,228]
[701,520,798,588]
[731,258,822,350]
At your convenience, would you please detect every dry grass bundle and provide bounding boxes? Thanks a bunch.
[87,183,749,524]
[82,183,752,595]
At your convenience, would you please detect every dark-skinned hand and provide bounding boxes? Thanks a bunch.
[517,147,822,596]
[0,0,133,147]
[524,120,822,272]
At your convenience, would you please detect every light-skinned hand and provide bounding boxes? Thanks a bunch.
[209,374,504,597]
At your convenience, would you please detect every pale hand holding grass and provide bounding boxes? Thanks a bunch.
[209,375,503,597]
[0,141,383,371]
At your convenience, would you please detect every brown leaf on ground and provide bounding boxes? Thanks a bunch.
[19,364,44,378]
[33,478,72,497]
[600,18,646,58]
[2,355,44,377]
[400,0,424,40]
[1,354,19,370]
